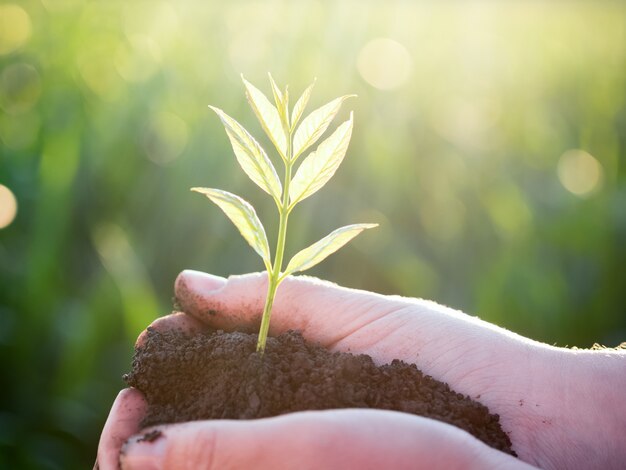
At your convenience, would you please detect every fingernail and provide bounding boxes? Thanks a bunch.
[176,270,226,296]
[121,433,167,470]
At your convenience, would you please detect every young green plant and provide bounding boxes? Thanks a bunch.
[193,74,377,353]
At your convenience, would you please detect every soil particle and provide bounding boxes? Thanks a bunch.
[125,327,515,456]
[137,429,163,443]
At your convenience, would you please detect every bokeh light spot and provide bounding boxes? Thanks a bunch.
[0,4,32,55]
[357,38,412,90]
[557,149,603,197]
[140,112,189,165]
[0,184,18,229]
[0,63,41,115]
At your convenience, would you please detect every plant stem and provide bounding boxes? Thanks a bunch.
[256,123,293,353]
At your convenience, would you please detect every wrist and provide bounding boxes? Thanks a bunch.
[563,347,626,430]
[536,346,626,469]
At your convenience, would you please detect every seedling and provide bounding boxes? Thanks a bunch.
[193,75,377,353]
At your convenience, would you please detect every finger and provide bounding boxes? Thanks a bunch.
[119,409,534,470]
[97,388,148,470]
[136,312,206,349]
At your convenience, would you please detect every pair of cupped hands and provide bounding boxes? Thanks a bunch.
[97,271,625,470]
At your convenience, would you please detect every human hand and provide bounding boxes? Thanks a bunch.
[97,313,528,470]
[97,271,625,469]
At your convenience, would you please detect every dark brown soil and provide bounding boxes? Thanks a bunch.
[125,326,515,456]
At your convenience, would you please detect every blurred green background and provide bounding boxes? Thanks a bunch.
[0,0,624,467]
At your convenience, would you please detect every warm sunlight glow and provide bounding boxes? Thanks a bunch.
[557,149,603,197]
[357,38,412,90]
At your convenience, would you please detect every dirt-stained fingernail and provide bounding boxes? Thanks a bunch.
[176,270,226,297]
[120,431,166,470]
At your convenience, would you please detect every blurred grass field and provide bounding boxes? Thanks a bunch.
[0,1,625,468]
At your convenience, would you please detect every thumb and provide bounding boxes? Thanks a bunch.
[119,409,532,470]
[175,270,403,344]
[174,270,526,374]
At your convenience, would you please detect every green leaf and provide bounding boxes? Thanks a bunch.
[289,113,353,206]
[268,73,283,105]
[191,187,271,264]
[268,73,289,128]
[283,223,378,276]
[292,94,355,160]
[242,75,288,158]
[290,79,315,131]
[209,106,282,202]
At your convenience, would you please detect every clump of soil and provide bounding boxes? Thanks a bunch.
[125,327,515,456]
